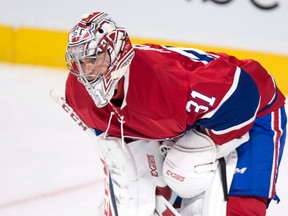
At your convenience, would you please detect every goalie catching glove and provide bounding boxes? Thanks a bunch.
[162,129,247,216]
[163,129,218,199]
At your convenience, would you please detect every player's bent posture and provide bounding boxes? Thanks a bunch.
[64,12,286,216]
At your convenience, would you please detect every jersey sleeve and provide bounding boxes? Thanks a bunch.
[186,57,261,145]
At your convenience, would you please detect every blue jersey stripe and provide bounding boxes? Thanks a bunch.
[198,69,260,132]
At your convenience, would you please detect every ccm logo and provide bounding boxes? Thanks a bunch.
[166,170,185,182]
[61,103,88,131]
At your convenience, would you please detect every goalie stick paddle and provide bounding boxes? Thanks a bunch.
[49,88,119,216]
[49,88,181,216]
[49,88,96,139]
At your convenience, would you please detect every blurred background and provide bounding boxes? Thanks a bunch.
[0,0,287,215]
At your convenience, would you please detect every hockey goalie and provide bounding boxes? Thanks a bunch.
[60,11,287,216]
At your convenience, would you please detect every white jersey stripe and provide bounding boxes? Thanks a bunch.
[269,108,282,198]
[201,66,260,135]
[201,67,241,119]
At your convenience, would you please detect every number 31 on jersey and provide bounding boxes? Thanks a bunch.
[186,90,216,113]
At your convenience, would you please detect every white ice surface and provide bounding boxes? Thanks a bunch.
[0,63,287,216]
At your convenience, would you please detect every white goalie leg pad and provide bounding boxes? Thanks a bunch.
[199,134,247,216]
[97,136,166,216]
[201,150,237,216]
[179,194,204,216]
[198,133,247,216]
[178,150,238,216]
[162,129,218,199]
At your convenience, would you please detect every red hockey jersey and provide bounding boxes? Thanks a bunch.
[65,44,285,144]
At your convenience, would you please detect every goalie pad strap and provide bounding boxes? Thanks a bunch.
[219,157,229,202]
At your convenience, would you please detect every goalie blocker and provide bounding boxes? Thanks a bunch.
[96,135,170,216]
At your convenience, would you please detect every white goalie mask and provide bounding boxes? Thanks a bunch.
[65,12,135,108]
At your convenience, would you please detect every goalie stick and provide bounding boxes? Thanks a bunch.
[49,89,118,215]
[49,88,181,216]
